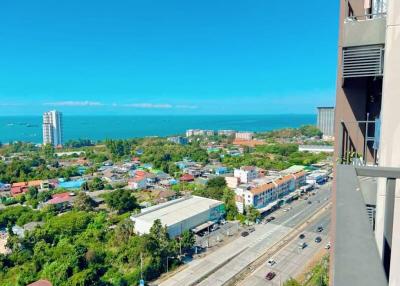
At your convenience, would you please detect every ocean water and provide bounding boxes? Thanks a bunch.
[0,115,316,143]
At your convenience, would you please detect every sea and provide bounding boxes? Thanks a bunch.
[0,115,316,143]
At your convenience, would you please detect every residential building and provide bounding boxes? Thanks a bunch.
[333,1,400,285]
[218,129,236,137]
[131,196,225,237]
[167,136,188,145]
[225,176,240,188]
[234,173,302,213]
[43,110,63,147]
[235,131,254,140]
[128,177,147,190]
[317,107,335,138]
[234,166,258,183]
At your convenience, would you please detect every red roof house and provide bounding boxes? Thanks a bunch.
[180,173,195,182]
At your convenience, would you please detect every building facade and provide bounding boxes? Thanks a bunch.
[43,110,63,147]
[235,132,254,141]
[333,0,400,285]
[233,166,258,183]
[317,106,335,138]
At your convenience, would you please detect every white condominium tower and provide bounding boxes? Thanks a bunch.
[43,110,63,147]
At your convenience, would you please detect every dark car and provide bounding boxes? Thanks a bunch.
[265,271,276,280]
[270,216,275,221]
[317,226,324,232]
[308,201,312,204]
[248,227,255,233]
[299,234,305,239]
[241,231,249,237]
[315,236,322,243]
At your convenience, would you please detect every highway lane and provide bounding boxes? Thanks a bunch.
[157,183,332,286]
[238,211,331,286]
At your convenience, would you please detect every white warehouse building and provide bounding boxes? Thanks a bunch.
[131,196,225,238]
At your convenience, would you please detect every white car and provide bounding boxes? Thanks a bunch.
[325,242,331,249]
[267,259,276,266]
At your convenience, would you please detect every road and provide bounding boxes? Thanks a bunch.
[158,183,332,286]
[237,210,331,286]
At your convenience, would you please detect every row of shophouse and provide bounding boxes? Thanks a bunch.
[226,166,309,214]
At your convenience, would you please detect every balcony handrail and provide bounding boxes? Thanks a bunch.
[355,165,400,179]
[345,12,387,21]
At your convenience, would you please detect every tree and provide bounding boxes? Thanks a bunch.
[89,177,104,191]
[299,125,323,138]
[246,206,260,222]
[114,219,136,245]
[222,189,238,220]
[206,177,227,189]
[74,192,96,211]
[42,144,55,158]
[105,189,139,214]
[180,230,195,253]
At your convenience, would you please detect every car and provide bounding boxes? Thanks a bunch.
[220,219,227,225]
[315,236,322,243]
[283,208,288,212]
[299,242,307,249]
[267,259,276,266]
[265,271,276,280]
[241,231,249,237]
[325,242,331,249]
[211,225,219,232]
[308,201,312,204]
[299,234,305,239]
[317,226,324,232]
[248,227,255,233]
[270,216,276,221]
[266,218,272,222]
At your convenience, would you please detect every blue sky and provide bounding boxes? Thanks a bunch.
[0,0,339,115]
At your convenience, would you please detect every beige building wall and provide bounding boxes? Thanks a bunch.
[374,1,400,285]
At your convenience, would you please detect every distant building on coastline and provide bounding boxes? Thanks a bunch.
[235,131,254,140]
[43,110,63,147]
[317,107,335,139]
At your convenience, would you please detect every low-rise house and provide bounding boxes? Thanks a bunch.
[180,173,195,182]
[225,176,240,188]
[234,166,258,183]
[27,280,52,286]
[128,177,148,190]
[0,182,11,192]
[11,180,43,197]
[46,192,74,208]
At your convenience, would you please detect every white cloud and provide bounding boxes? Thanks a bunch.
[43,101,104,107]
[123,103,173,109]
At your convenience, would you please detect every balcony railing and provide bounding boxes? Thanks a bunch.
[338,116,379,165]
[334,164,399,285]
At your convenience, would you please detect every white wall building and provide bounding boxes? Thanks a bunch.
[131,196,225,238]
[234,166,258,183]
[43,110,63,147]
[235,132,254,140]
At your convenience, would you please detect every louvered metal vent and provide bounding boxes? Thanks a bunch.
[342,45,384,78]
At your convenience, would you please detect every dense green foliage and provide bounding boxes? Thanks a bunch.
[0,158,80,183]
[0,206,45,228]
[105,189,140,214]
[0,209,194,286]
[64,139,94,148]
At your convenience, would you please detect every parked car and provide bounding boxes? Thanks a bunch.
[299,233,305,239]
[315,236,322,243]
[270,216,275,221]
[299,242,307,249]
[265,272,276,280]
[325,242,331,249]
[308,201,312,205]
[241,231,249,237]
[267,259,276,266]
[248,227,255,233]
[317,226,324,232]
